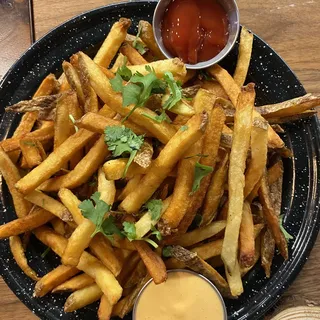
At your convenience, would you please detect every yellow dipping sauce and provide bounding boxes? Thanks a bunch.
[134,270,226,320]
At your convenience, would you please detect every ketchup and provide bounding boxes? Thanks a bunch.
[161,0,229,64]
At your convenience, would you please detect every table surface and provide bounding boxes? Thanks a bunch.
[0,0,319,319]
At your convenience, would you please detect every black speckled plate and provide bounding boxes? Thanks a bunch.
[0,2,319,320]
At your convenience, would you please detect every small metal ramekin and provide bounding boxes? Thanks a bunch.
[132,269,227,320]
[152,0,240,70]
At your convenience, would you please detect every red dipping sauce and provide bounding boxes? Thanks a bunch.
[161,0,229,64]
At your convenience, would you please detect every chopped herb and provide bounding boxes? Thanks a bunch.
[150,225,162,241]
[41,247,51,258]
[162,246,173,258]
[163,72,183,110]
[104,126,144,177]
[110,73,124,93]
[69,114,79,132]
[143,111,171,123]
[145,199,163,221]
[133,26,147,55]
[191,162,213,194]
[279,215,294,242]
[117,57,132,81]
[180,125,189,131]
[184,154,209,160]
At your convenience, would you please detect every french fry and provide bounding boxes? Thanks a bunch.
[62,61,85,105]
[110,53,128,73]
[34,265,79,297]
[64,284,103,312]
[76,112,148,137]
[78,52,177,144]
[103,158,149,180]
[25,190,74,223]
[241,235,261,277]
[261,229,275,278]
[38,135,109,192]
[162,95,195,116]
[0,207,53,239]
[208,64,285,149]
[133,240,167,284]
[98,294,113,320]
[171,246,231,298]
[120,43,148,65]
[138,20,166,59]
[239,201,255,268]
[120,112,208,213]
[123,260,147,289]
[98,167,116,204]
[15,129,96,194]
[233,27,254,87]
[94,18,131,68]
[268,160,284,185]
[117,252,140,286]
[201,80,230,100]
[0,149,31,217]
[52,273,95,293]
[164,221,226,247]
[225,259,243,297]
[259,172,288,259]
[221,84,254,280]
[267,109,316,124]
[54,91,78,149]
[244,117,268,198]
[257,93,320,119]
[33,227,122,305]
[9,236,39,281]
[0,123,54,153]
[127,58,186,80]
[51,217,66,236]
[19,139,46,168]
[201,153,229,225]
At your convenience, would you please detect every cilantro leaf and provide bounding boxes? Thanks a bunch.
[180,125,188,131]
[162,246,173,258]
[279,215,294,242]
[101,216,123,239]
[104,126,144,177]
[122,221,137,241]
[150,225,162,241]
[117,58,132,81]
[110,73,124,93]
[191,162,213,194]
[79,192,112,237]
[142,111,171,124]
[122,83,141,107]
[133,26,147,55]
[163,72,183,110]
[145,199,163,221]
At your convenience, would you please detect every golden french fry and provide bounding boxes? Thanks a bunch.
[162,95,195,116]
[261,229,275,278]
[241,235,261,277]
[257,93,320,119]
[233,27,254,87]
[0,123,54,153]
[244,117,268,198]
[268,160,284,185]
[64,284,103,312]
[0,149,31,217]
[138,20,166,59]
[201,80,230,100]
[133,240,167,284]
[225,259,243,297]
[110,53,128,73]
[76,112,149,137]
[165,221,226,247]
[52,273,95,293]
[34,265,79,297]
[19,139,46,168]
[239,201,255,268]
[117,252,140,286]
[103,158,149,180]
[98,167,116,204]
[208,64,285,150]
[34,227,122,305]
[221,84,254,278]
[15,129,96,194]
[51,217,66,236]
[54,91,78,149]
[25,190,74,223]
[120,112,208,213]
[120,43,148,65]
[38,135,109,192]
[99,104,117,119]
[201,153,229,225]
[9,236,39,281]
[0,207,53,239]
[267,109,316,124]
[123,260,147,289]
[171,246,231,298]
[94,18,131,68]
[259,172,288,260]
[98,294,113,320]
[77,52,176,144]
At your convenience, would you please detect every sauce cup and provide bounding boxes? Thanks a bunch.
[133,269,227,320]
[153,0,240,69]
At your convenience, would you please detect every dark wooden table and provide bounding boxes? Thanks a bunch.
[0,0,319,319]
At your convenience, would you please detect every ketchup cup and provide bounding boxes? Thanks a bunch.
[153,0,240,69]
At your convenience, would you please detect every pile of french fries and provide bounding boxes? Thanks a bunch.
[0,18,319,319]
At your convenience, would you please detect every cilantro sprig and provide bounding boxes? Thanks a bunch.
[191,162,213,194]
[145,199,163,221]
[162,72,183,110]
[279,215,294,242]
[104,126,144,177]
[133,25,147,55]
